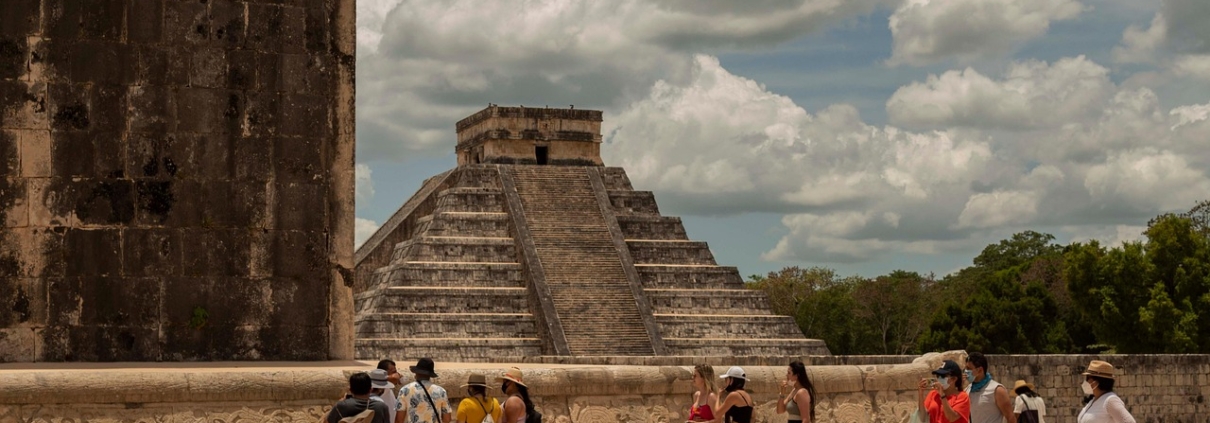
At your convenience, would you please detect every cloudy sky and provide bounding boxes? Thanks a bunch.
[354,0,1210,278]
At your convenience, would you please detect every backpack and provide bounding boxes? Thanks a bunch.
[525,409,542,423]
[475,398,496,423]
[1017,396,1040,423]
[341,410,375,423]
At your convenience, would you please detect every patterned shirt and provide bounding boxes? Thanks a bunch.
[399,380,453,423]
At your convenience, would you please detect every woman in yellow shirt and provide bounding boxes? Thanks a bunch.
[457,374,503,423]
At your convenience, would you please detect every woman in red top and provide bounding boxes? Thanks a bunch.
[917,360,971,423]
[687,364,718,422]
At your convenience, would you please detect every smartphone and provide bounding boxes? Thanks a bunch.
[927,378,938,384]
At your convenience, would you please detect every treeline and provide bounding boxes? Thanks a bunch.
[746,200,1210,355]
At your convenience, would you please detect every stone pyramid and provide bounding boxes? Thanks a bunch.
[353,106,829,360]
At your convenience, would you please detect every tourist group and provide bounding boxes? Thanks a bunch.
[324,354,1136,423]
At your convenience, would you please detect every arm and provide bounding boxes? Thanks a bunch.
[917,379,929,412]
[794,389,812,423]
[503,396,525,423]
[940,393,969,423]
[994,386,1016,423]
[1105,396,1136,423]
[455,399,468,423]
[712,392,737,423]
[776,387,791,414]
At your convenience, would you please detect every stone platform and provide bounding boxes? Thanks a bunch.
[0,358,934,423]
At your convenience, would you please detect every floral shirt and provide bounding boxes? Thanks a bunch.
[399,380,453,423]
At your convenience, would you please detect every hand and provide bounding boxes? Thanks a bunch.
[932,380,945,393]
[918,378,930,391]
[779,380,789,395]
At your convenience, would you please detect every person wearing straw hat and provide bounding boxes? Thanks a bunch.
[1076,361,1136,423]
[457,374,502,423]
[398,358,453,423]
[1010,380,1045,423]
[497,367,538,423]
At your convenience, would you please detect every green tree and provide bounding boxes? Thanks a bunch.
[745,266,837,316]
[1066,212,1210,353]
[919,231,1085,353]
[853,271,935,354]
[795,277,879,355]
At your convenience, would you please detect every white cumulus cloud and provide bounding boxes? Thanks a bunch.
[355,164,375,203]
[355,218,381,249]
[888,0,1084,66]
[886,56,1113,129]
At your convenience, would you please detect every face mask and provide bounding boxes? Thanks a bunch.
[964,370,974,381]
[939,378,950,389]
[1081,381,1094,395]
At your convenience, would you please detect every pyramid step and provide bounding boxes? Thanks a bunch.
[663,338,831,356]
[373,261,526,288]
[416,212,511,238]
[355,338,544,361]
[607,191,659,215]
[393,236,517,263]
[358,286,529,313]
[627,240,716,265]
[357,313,539,337]
[635,264,745,289]
[645,289,773,315]
[653,314,804,339]
[435,188,505,213]
[617,215,688,240]
[600,167,634,191]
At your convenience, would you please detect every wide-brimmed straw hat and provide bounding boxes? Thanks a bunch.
[462,373,492,388]
[496,367,527,387]
[1011,380,1035,394]
[1082,360,1115,379]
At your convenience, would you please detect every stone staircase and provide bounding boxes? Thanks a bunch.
[508,166,657,356]
[353,167,545,360]
[601,167,830,356]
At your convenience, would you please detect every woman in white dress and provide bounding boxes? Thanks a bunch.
[1077,361,1136,423]
[1011,380,1046,423]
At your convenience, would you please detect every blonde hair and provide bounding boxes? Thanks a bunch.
[694,364,717,394]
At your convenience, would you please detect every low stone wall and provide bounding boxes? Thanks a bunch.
[0,359,938,423]
[986,354,1210,423]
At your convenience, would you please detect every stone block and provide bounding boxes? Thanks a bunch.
[47,276,159,326]
[246,4,307,54]
[0,277,46,327]
[0,36,29,80]
[126,0,163,44]
[40,324,161,361]
[270,230,326,278]
[234,136,274,181]
[134,179,179,225]
[0,130,18,175]
[163,1,209,45]
[243,92,281,137]
[182,228,251,276]
[0,327,38,362]
[273,183,327,229]
[42,0,84,40]
[176,88,242,134]
[126,85,175,136]
[48,82,90,132]
[70,177,136,225]
[0,0,41,38]
[280,54,330,93]
[79,0,126,41]
[279,93,330,138]
[0,79,48,130]
[208,0,247,48]
[121,228,181,277]
[63,228,121,277]
[1,177,28,227]
[227,50,258,90]
[190,48,228,88]
[18,129,51,177]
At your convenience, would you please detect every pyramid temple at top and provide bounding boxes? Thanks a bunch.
[353,105,830,360]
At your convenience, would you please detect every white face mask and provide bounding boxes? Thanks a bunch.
[1081,381,1094,395]
[939,378,950,390]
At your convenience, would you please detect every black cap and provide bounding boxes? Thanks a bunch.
[932,360,961,377]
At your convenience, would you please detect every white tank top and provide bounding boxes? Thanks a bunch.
[968,379,1005,423]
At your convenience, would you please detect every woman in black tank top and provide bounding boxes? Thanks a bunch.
[715,366,753,423]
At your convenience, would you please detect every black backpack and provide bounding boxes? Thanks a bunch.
[525,409,542,423]
[1017,396,1040,423]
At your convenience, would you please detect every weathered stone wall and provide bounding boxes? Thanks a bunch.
[0,0,355,361]
[986,354,1210,423]
[0,361,931,423]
